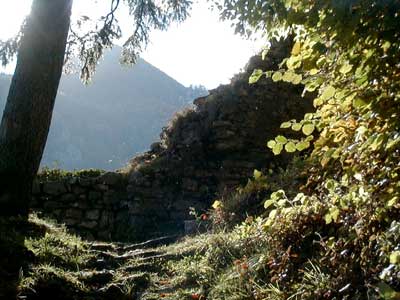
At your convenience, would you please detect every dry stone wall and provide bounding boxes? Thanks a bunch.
[123,38,313,239]
[31,172,130,240]
[32,39,314,241]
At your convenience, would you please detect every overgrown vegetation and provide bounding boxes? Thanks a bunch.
[178,0,399,298]
[37,167,106,181]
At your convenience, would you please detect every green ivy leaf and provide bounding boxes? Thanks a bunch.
[272,71,283,82]
[291,41,301,55]
[264,199,275,209]
[292,123,302,131]
[302,123,315,136]
[321,86,336,100]
[249,69,264,84]
[275,135,288,144]
[390,251,400,264]
[377,282,400,300]
[280,121,292,128]
[296,140,310,151]
[339,61,353,74]
[253,169,262,180]
[272,143,283,155]
[267,140,276,149]
[285,141,297,152]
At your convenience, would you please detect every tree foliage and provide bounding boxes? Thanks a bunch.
[0,0,192,82]
[212,0,400,298]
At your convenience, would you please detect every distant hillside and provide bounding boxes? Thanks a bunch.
[0,48,208,170]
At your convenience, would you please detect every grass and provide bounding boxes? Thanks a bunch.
[1,196,399,300]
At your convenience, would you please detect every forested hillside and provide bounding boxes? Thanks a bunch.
[0,48,207,170]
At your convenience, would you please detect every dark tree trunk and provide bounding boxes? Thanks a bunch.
[0,0,73,216]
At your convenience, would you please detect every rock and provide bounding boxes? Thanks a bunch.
[86,209,100,220]
[97,230,111,240]
[63,218,78,226]
[99,284,125,299]
[79,178,94,187]
[60,193,76,203]
[66,208,82,219]
[43,201,61,210]
[103,190,119,205]
[150,142,162,153]
[80,220,98,229]
[88,191,102,201]
[94,184,108,192]
[184,220,197,235]
[32,181,41,195]
[72,185,86,195]
[99,211,114,229]
[80,270,114,285]
[182,178,198,192]
[43,182,67,195]
[98,172,123,186]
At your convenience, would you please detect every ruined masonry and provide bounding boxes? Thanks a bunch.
[31,39,313,241]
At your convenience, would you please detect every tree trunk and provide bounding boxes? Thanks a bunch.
[0,0,73,216]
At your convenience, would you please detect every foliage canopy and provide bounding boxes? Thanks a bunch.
[210,0,400,298]
[0,0,192,82]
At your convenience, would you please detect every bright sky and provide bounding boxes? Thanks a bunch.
[0,1,263,89]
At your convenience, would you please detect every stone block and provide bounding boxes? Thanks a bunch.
[184,220,197,235]
[64,218,78,226]
[72,185,86,195]
[66,208,82,219]
[99,211,114,228]
[60,193,76,203]
[103,190,119,205]
[97,230,111,240]
[88,191,102,201]
[98,172,123,186]
[94,184,109,192]
[43,201,61,210]
[80,220,98,229]
[43,182,67,195]
[79,178,94,187]
[32,181,41,195]
[86,209,100,220]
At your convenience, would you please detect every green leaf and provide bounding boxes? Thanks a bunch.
[285,141,296,153]
[324,213,332,224]
[275,135,288,144]
[313,97,324,107]
[280,121,292,128]
[292,73,302,85]
[388,197,398,207]
[390,251,400,264]
[353,98,368,109]
[272,71,282,82]
[249,69,264,84]
[305,81,320,92]
[292,123,302,131]
[339,61,353,74]
[272,143,283,155]
[267,140,276,149]
[302,123,315,136]
[377,282,400,300]
[321,86,336,100]
[291,41,301,55]
[282,71,293,82]
[264,199,275,209]
[296,140,310,151]
[253,169,262,180]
